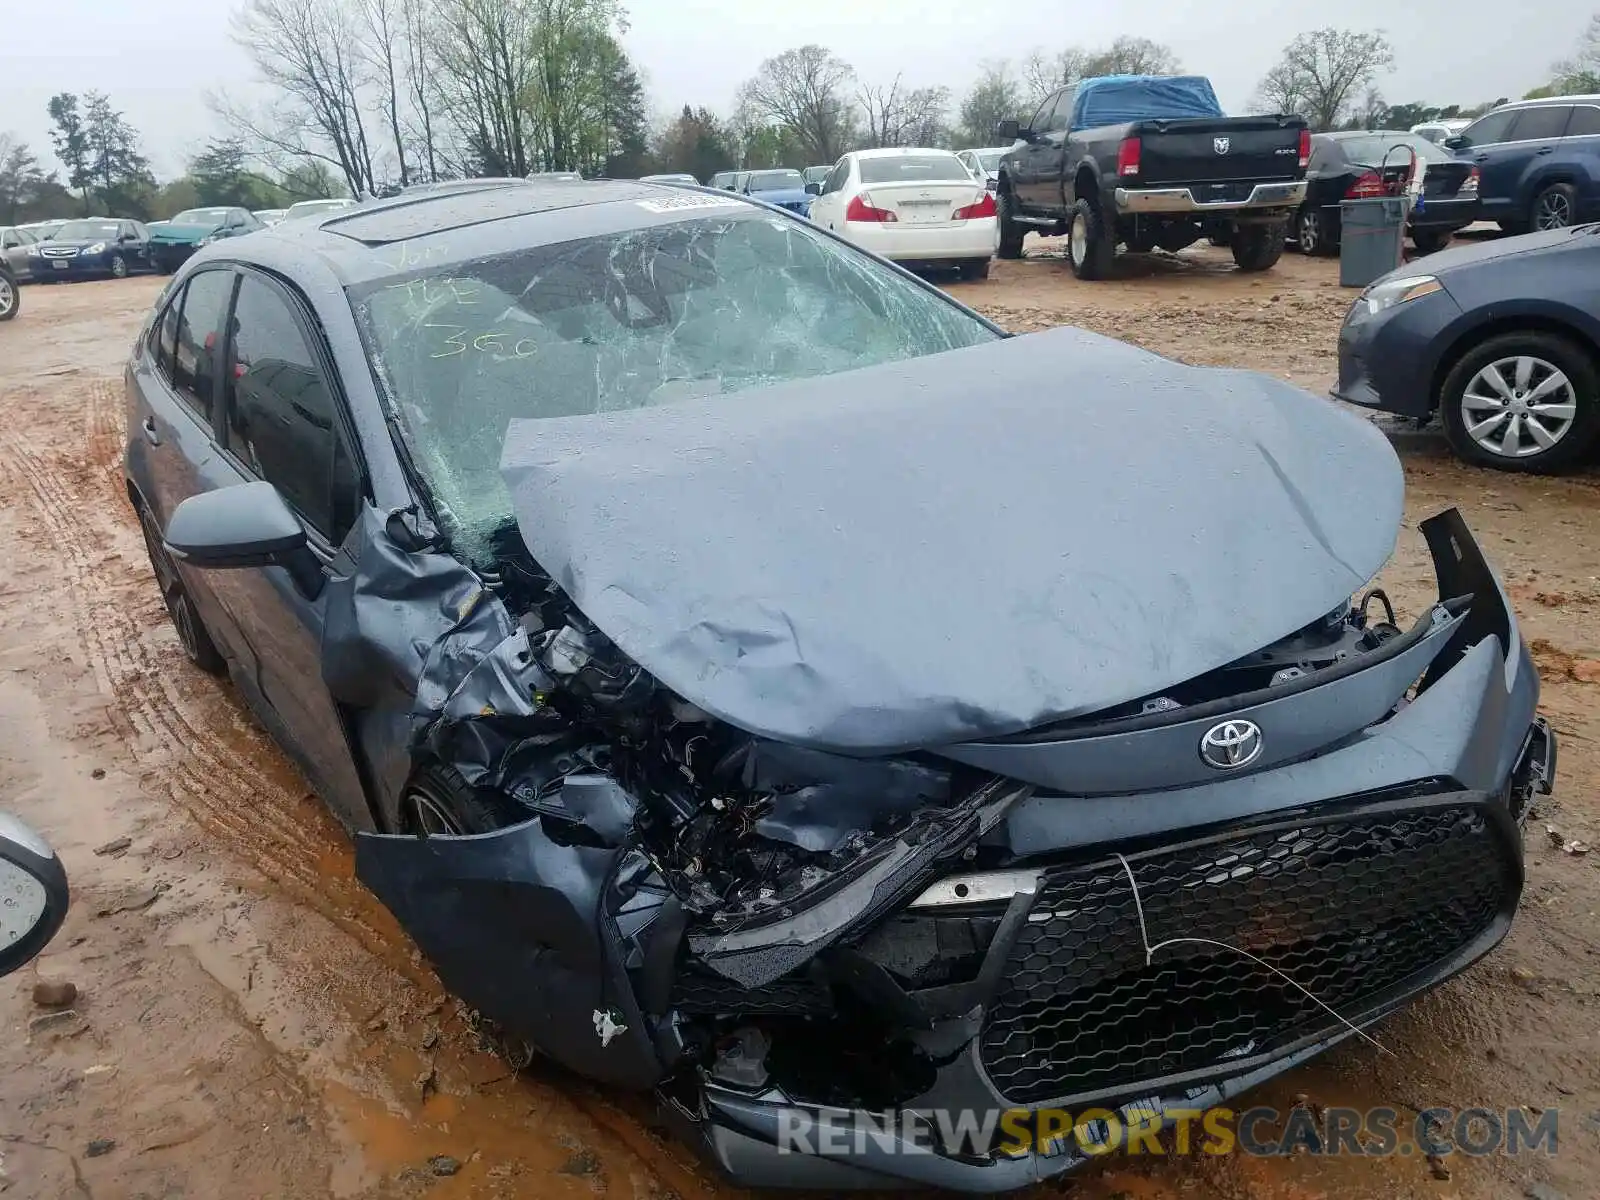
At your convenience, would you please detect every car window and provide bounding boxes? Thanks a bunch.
[1509,106,1572,141]
[1,231,15,249]
[1458,109,1517,147]
[822,159,850,195]
[153,290,181,375]
[350,210,998,563]
[1053,87,1079,131]
[858,154,971,184]
[1030,90,1060,132]
[224,275,359,541]
[1568,105,1600,137]
[171,269,235,423]
[1306,137,1340,172]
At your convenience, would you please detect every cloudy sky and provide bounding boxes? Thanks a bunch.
[0,0,1588,179]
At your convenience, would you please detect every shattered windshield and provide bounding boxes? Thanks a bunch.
[351,209,997,562]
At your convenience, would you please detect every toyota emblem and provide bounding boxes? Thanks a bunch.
[1214,137,1230,155]
[1199,719,1262,769]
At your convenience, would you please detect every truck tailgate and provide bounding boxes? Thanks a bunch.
[1134,117,1305,186]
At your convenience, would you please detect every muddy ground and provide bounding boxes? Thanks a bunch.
[1,242,1596,1200]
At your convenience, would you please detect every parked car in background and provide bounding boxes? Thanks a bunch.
[150,207,263,273]
[121,177,1552,1191]
[956,146,1011,189]
[1412,119,1471,145]
[708,170,751,191]
[639,173,698,184]
[802,165,832,187]
[996,74,1308,279]
[807,147,998,278]
[29,217,153,279]
[1,225,38,280]
[1444,96,1600,232]
[282,197,358,221]
[1335,224,1600,471]
[253,209,287,226]
[737,168,813,215]
[0,257,18,320]
[1293,131,1480,256]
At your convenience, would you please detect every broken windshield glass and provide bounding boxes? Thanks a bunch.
[349,210,997,563]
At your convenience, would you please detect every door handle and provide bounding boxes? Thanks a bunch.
[141,415,161,446]
[1535,146,1553,155]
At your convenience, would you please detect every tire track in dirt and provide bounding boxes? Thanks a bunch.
[0,378,399,954]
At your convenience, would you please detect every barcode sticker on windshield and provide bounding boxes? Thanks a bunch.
[636,193,744,214]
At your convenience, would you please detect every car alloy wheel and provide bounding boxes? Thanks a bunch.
[1296,209,1321,254]
[1069,210,1088,267]
[1460,355,1578,459]
[110,255,128,278]
[0,276,14,319]
[1533,189,1573,231]
[406,778,467,837]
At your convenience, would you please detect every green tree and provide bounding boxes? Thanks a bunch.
[1552,13,1600,93]
[47,93,93,213]
[0,134,53,223]
[190,138,274,207]
[654,106,735,180]
[83,92,155,217]
[958,61,1026,147]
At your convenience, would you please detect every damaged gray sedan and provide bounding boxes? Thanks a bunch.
[124,179,1555,1190]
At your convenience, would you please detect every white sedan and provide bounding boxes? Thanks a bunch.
[807,148,999,280]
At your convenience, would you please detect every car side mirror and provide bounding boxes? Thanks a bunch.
[1443,135,1468,151]
[804,181,822,195]
[0,813,69,979]
[164,481,322,596]
[996,119,1023,142]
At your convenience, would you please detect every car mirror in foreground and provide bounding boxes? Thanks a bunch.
[995,119,1022,142]
[0,813,69,979]
[164,481,321,595]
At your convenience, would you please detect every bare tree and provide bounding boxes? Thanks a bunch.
[432,0,542,175]
[226,0,380,195]
[737,46,858,163]
[1082,36,1181,77]
[1553,12,1600,92]
[1022,47,1088,104]
[858,76,951,148]
[400,0,439,181]
[357,0,409,186]
[1254,28,1396,130]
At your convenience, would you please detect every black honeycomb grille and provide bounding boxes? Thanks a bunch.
[979,805,1514,1105]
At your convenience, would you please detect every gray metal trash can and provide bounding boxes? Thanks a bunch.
[1339,197,1408,288]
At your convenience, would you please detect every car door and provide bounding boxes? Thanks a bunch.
[1503,105,1575,220]
[200,269,373,831]
[810,158,852,230]
[0,228,29,278]
[119,220,150,269]
[1555,103,1600,219]
[1458,107,1545,222]
[1014,90,1067,210]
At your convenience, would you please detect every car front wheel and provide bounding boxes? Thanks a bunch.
[402,764,525,836]
[1294,207,1330,256]
[0,272,17,322]
[109,254,129,279]
[1440,331,1600,472]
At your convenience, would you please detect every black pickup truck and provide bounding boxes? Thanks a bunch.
[995,75,1309,279]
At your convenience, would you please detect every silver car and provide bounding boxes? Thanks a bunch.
[0,226,38,281]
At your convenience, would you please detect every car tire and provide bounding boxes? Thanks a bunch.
[1066,198,1114,280]
[1294,207,1332,256]
[109,254,129,279]
[1440,331,1600,473]
[996,188,1025,260]
[957,258,991,281]
[1232,221,1285,272]
[136,500,226,675]
[0,271,17,322]
[1410,228,1453,255]
[402,763,526,836]
[1530,182,1578,231]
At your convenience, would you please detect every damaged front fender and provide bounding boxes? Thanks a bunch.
[355,821,674,1089]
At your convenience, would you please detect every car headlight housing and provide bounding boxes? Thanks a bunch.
[84,242,105,255]
[1363,274,1442,316]
[26,244,40,257]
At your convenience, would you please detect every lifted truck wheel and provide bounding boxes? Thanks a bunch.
[995,188,1025,259]
[1232,221,1285,272]
[1067,199,1114,280]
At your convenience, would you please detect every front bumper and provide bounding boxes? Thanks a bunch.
[666,510,1549,1190]
[33,251,115,278]
[150,243,200,268]
[1115,180,1306,215]
[843,217,999,264]
[1332,281,1463,417]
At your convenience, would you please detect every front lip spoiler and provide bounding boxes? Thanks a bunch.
[1115,180,1307,214]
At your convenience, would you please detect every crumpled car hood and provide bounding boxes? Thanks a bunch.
[500,326,1403,753]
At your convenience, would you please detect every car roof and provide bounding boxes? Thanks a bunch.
[850,146,960,160]
[1496,94,1600,110]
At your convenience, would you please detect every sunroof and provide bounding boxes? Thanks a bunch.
[322,181,656,246]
